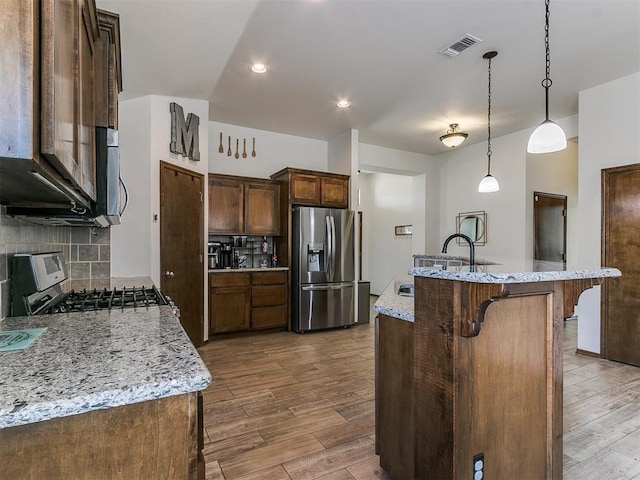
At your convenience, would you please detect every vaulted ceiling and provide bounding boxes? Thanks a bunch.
[98,0,640,155]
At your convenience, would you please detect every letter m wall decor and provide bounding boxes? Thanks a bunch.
[170,102,200,161]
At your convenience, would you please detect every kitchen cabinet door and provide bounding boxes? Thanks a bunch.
[321,176,349,208]
[77,0,99,200]
[210,285,251,334]
[245,182,280,235]
[96,9,123,129]
[290,173,321,205]
[40,0,99,202]
[208,176,244,234]
[40,0,81,193]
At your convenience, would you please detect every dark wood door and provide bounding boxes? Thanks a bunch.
[602,164,640,365]
[533,192,567,262]
[160,161,204,347]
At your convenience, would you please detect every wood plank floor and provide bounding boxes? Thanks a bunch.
[197,300,640,480]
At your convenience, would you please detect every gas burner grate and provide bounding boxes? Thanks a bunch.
[44,286,167,314]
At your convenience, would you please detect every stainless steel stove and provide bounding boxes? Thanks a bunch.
[10,252,168,317]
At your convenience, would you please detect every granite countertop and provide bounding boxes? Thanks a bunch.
[372,275,415,323]
[0,304,212,429]
[373,256,621,322]
[208,267,289,273]
[410,255,621,284]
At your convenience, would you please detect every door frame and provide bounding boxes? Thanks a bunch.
[601,163,640,360]
[159,160,205,346]
[533,191,567,262]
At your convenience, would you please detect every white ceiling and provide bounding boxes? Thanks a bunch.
[97,0,640,156]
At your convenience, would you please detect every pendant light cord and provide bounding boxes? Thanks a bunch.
[487,55,492,175]
[542,0,552,120]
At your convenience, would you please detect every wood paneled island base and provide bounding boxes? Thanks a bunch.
[375,268,619,480]
[1,393,201,480]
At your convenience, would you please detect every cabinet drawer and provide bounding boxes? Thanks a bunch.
[210,273,250,287]
[252,284,287,307]
[252,271,287,285]
[252,304,287,330]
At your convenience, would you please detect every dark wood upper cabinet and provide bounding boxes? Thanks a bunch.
[208,175,244,234]
[41,0,99,202]
[244,181,280,235]
[289,173,321,205]
[320,175,350,207]
[0,0,121,208]
[208,174,280,235]
[96,9,122,129]
[270,167,350,209]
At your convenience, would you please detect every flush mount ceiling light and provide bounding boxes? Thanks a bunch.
[439,123,468,148]
[251,63,267,74]
[478,51,500,193]
[527,0,567,154]
[336,100,351,108]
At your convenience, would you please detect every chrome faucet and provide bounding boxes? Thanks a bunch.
[442,233,475,271]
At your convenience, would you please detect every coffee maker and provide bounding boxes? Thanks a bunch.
[207,242,221,269]
[220,243,233,269]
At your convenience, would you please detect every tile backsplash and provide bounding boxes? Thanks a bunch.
[0,206,111,320]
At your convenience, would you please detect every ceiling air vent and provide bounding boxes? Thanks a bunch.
[439,34,482,57]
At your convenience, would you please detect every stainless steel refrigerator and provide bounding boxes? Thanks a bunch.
[292,206,355,332]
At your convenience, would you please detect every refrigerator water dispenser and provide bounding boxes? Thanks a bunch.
[307,243,325,272]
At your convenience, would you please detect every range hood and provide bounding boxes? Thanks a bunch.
[6,128,124,227]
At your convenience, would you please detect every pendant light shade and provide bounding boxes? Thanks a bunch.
[478,51,499,193]
[527,119,567,153]
[440,123,468,148]
[478,174,500,193]
[527,0,567,154]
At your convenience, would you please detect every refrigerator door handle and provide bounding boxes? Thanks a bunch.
[302,284,348,291]
[326,215,333,281]
[330,215,336,281]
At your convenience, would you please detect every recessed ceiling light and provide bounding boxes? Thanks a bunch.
[337,100,351,108]
[251,63,267,74]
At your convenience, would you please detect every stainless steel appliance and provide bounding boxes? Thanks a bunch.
[292,206,355,332]
[6,127,126,227]
[220,243,233,269]
[11,252,172,316]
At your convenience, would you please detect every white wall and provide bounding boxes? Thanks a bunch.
[112,96,152,277]
[525,140,579,265]
[361,172,415,295]
[113,95,210,340]
[358,143,439,254]
[208,121,327,179]
[576,72,640,353]
[436,115,577,260]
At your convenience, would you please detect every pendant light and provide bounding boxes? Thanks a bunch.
[478,51,499,193]
[527,0,567,153]
[440,123,468,148]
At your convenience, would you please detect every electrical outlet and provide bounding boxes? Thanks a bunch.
[473,453,484,480]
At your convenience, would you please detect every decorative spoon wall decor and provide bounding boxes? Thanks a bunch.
[242,139,247,158]
[235,139,239,159]
[218,132,224,153]
[227,136,232,156]
[252,137,256,157]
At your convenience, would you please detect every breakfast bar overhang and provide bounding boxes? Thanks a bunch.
[373,260,621,480]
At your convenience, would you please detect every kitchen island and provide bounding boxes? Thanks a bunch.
[373,258,620,480]
[0,278,211,479]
